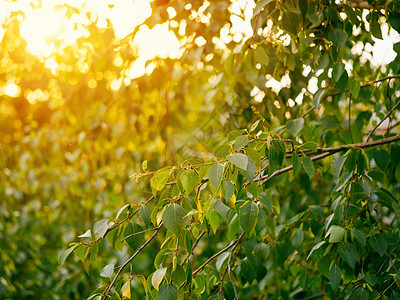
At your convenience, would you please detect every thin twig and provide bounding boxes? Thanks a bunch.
[366,98,400,142]
[220,236,242,300]
[292,74,400,130]
[181,231,206,266]
[349,94,353,143]
[376,244,398,275]
[121,226,160,242]
[103,222,163,299]
[193,233,245,276]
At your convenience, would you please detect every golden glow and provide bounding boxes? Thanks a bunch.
[1,83,21,98]
[20,6,64,56]
[4,0,181,80]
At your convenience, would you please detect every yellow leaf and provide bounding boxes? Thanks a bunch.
[121,280,131,299]
[228,193,236,209]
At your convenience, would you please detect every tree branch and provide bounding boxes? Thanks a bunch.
[296,74,400,123]
[103,222,163,299]
[256,134,400,185]
[366,98,400,142]
[181,230,206,266]
[192,233,245,277]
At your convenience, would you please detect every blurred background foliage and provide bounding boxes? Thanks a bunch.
[0,0,249,297]
[1,0,400,298]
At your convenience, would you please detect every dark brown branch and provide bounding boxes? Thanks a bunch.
[103,222,163,299]
[366,98,400,142]
[256,134,400,185]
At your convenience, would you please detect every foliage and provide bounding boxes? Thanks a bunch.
[1,0,400,299]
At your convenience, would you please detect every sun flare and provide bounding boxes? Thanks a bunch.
[13,0,181,77]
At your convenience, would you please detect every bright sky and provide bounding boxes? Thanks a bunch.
[0,0,398,99]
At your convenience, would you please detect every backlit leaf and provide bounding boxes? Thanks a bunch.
[227,153,248,170]
[208,163,224,190]
[162,204,187,236]
[152,268,167,290]
[329,265,341,291]
[239,201,259,237]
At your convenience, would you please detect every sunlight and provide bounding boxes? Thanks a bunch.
[109,0,152,39]
[11,0,181,79]
[20,6,63,56]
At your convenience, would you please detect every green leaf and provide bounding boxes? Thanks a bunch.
[373,148,389,170]
[180,169,199,195]
[249,119,260,132]
[348,78,361,98]
[292,152,302,176]
[246,148,261,167]
[259,194,273,212]
[282,12,301,35]
[222,179,235,202]
[299,142,318,152]
[213,144,231,158]
[352,229,366,248]
[152,268,167,290]
[299,0,308,18]
[139,204,152,228]
[388,10,400,34]
[335,68,349,92]
[327,226,346,243]
[351,287,370,300]
[74,245,86,263]
[158,284,178,300]
[58,246,76,266]
[78,229,92,238]
[333,155,347,177]
[172,264,186,287]
[329,265,341,291]
[370,16,383,39]
[340,242,357,269]
[162,204,187,236]
[369,236,387,256]
[313,89,325,107]
[291,228,304,248]
[94,219,111,238]
[233,135,249,149]
[100,263,114,278]
[209,210,221,234]
[328,28,347,48]
[208,163,224,190]
[254,46,269,66]
[332,63,345,84]
[239,201,259,237]
[242,156,256,181]
[287,118,304,136]
[394,42,400,54]
[216,252,230,271]
[116,204,130,220]
[253,0,273,16]
[227,153,248,170]
[307,241,326,260]
[301,155,315,179]
[90,243,98,264]
[151,171,170,193]
[124,223,144,251]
